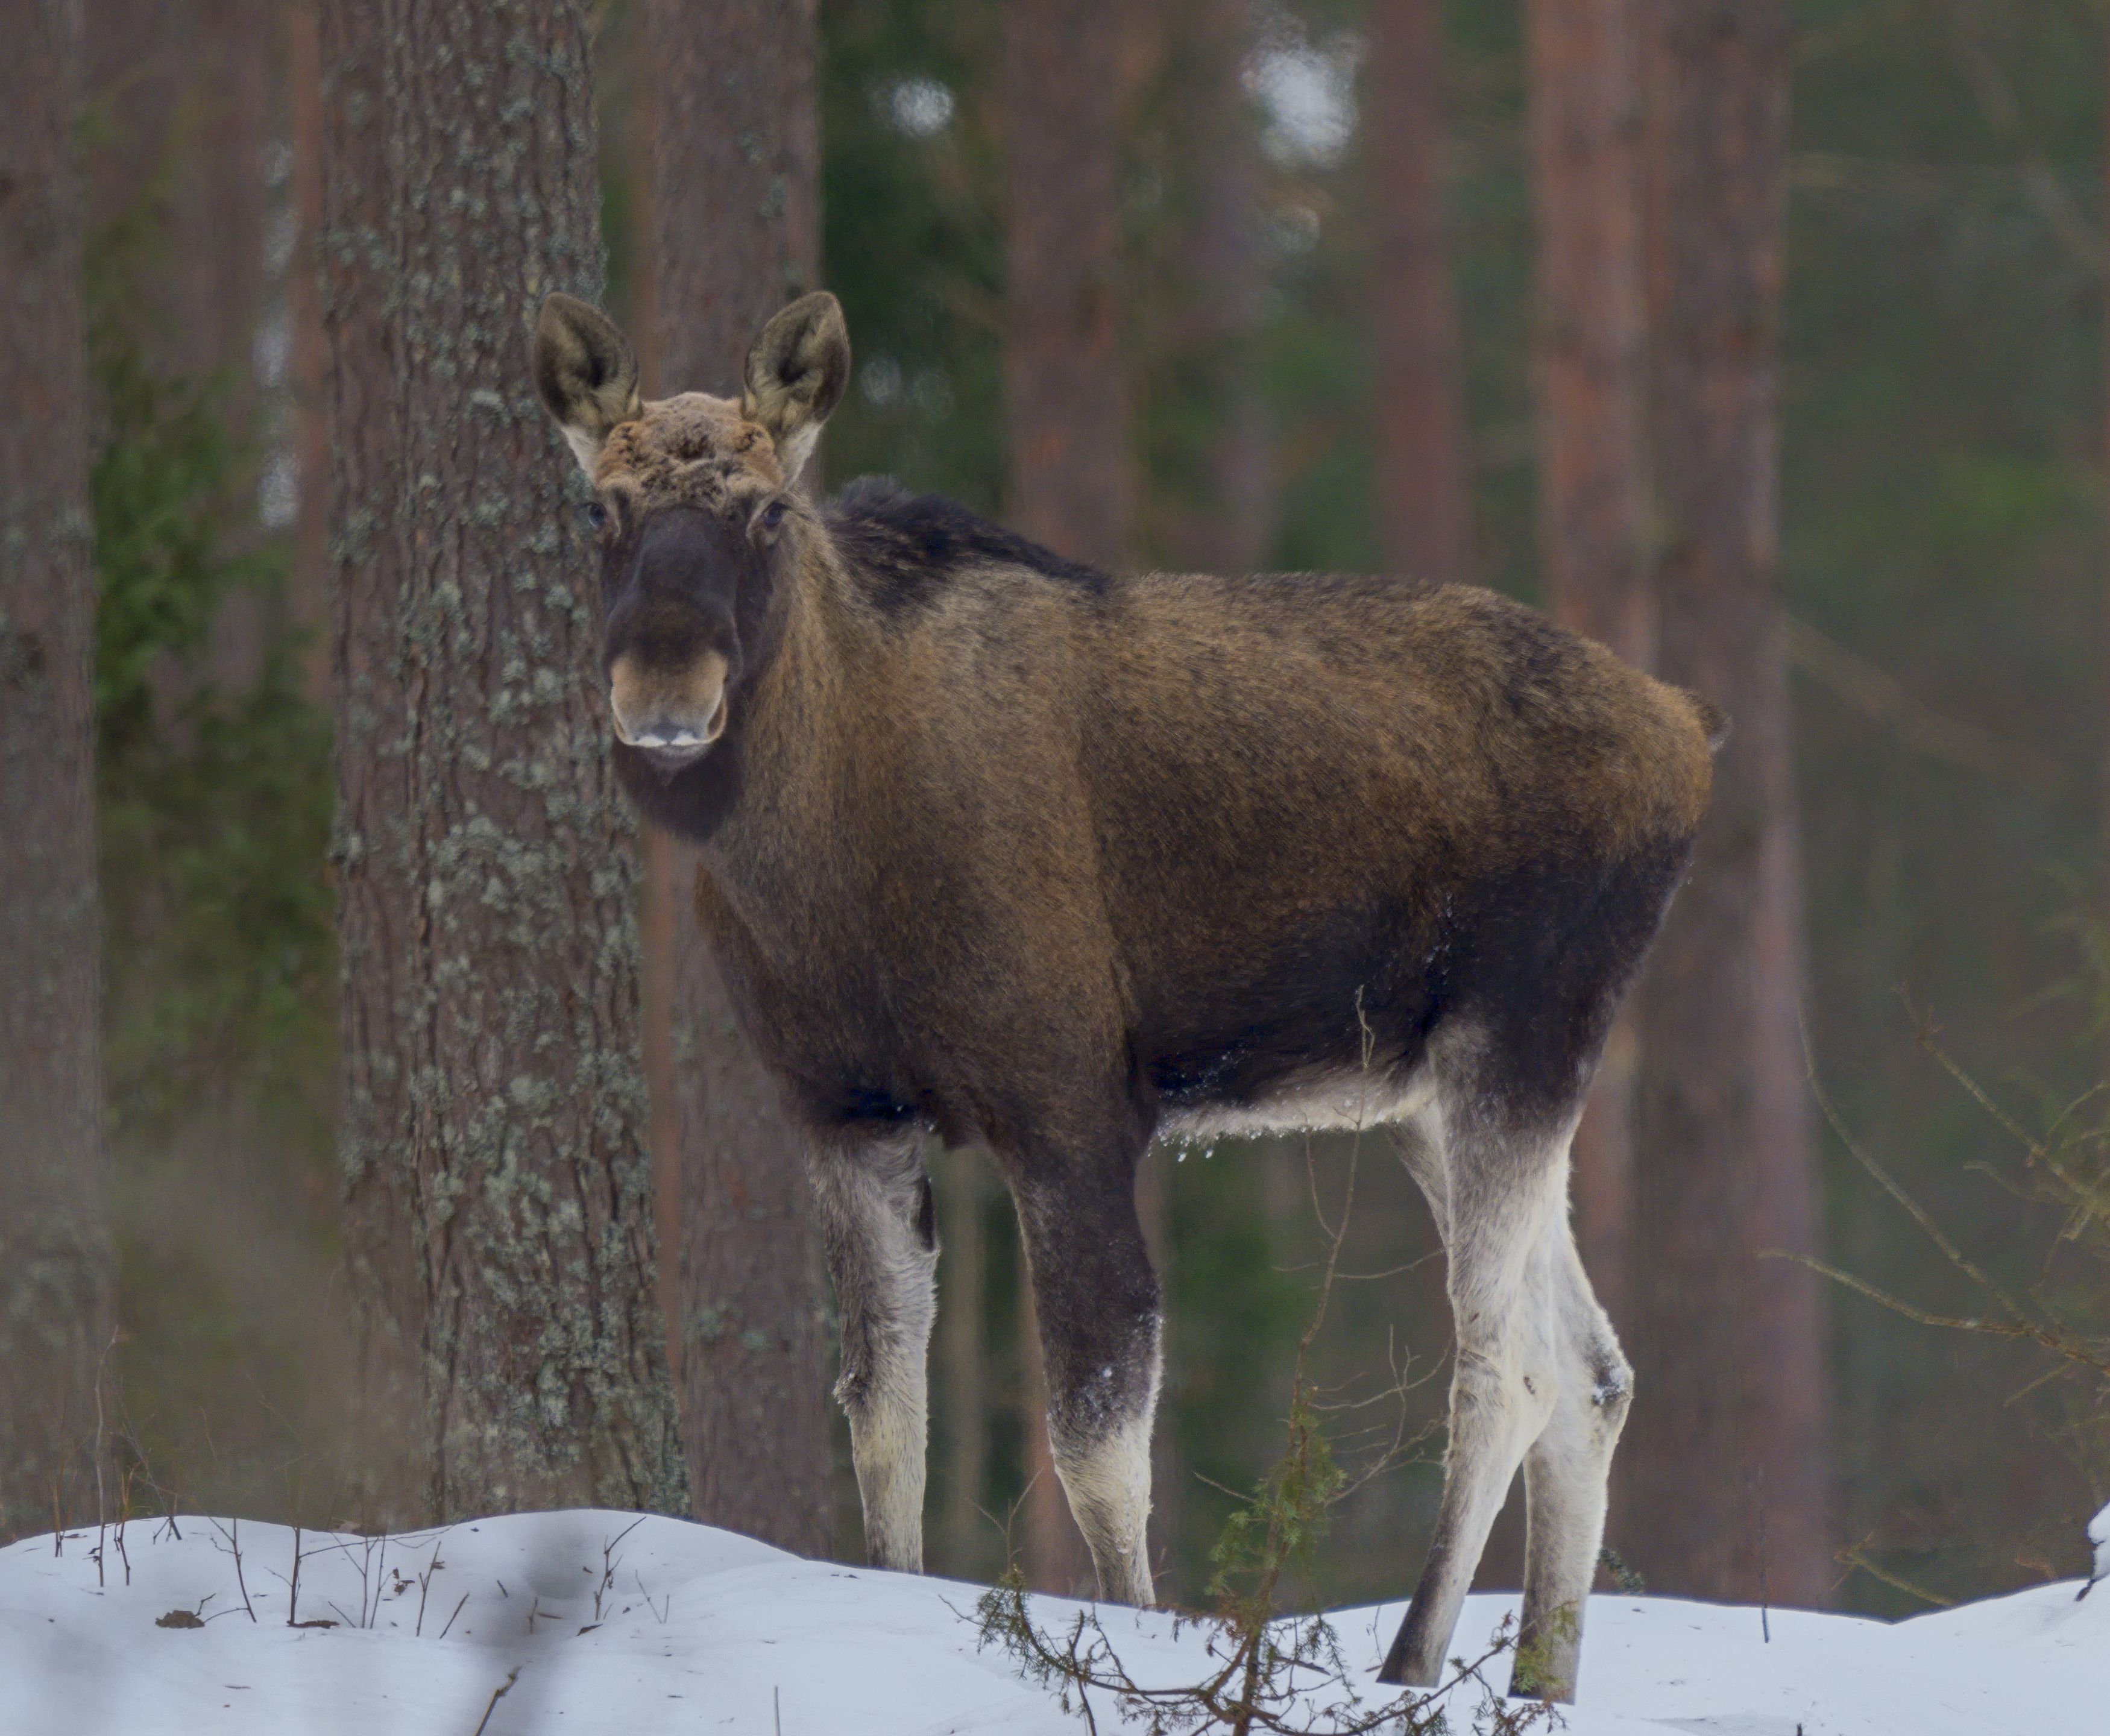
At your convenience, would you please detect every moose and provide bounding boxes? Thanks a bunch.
[530,288,1721,1702]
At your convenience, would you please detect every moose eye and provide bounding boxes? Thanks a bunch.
[584,500,609,533]
[757,498,788,536]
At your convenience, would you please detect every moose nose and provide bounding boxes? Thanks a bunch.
[609,648,729,763]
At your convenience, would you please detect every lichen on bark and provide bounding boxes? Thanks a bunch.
[320,0,685,1523]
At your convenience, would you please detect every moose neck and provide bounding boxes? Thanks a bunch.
[630,510,870,916]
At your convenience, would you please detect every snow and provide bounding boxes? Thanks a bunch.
[2088,1499,2110,1599]
[2,1509,2103,1734]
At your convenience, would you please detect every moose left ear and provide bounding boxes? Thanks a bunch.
[740,292,849,485]
[532,292,642,477]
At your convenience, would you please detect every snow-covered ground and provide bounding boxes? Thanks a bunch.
[2,1508,2102,1734]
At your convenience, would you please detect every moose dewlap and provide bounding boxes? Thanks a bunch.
[530,287,1724,1704]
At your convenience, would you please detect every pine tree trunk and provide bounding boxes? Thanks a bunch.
[1368,0,1473,582]
[1005,0,1131,573]
[1156,0,1270,576]
[320,0,685,1524]
[1004,0,1130,1594]
[1525,0,1652,1324]
[0,0,116,1547]
[638,0,833,1558]
[1624,0,1831,1603]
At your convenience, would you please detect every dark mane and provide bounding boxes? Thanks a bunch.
[825,476,1110,614]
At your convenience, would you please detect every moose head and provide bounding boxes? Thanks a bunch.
[531,291,849,779]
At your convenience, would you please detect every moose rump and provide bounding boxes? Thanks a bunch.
[530,288,1721,1705]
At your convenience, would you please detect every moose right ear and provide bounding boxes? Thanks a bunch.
[532,293,642,477]
[740,292,849,485]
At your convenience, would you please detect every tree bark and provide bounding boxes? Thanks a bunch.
[321,0,685,1524]
[1154,0,1270,576]
[639,0,833,1558]
[0,0,116,1547]
[1624,0,1831,1603]
[1004,0,1132,573]
[1367,0,1473,582]
[1525,0,1652,1324]
[1003,0,1130,1594]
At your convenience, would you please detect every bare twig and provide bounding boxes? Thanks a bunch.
[92,1329,118,1589]
[1800,1018,2052,1333]
[471,1667,521,1736]
[1837,1533,1956,1609]
[596,1516,646,1623]
[1784,615,2062,792]
[286,1526,302,1627]
[1936,0,2105,278]
[1907,1000,2105,1216]
[414,1527,452,1637]
[210,1518,257,1622]
[112,1467,131,1587]
[438,1590,472,1641]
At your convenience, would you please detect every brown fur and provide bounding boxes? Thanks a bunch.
[532,291,1719,1697]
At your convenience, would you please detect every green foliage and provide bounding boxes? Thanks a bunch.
[84,160,335,1141]
[1201,1383,1344,1641]
[98,661,336,1136]
[819,0,1007,510]
[87,332,276,755]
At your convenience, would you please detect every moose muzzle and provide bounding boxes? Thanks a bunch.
[609,647,729,771]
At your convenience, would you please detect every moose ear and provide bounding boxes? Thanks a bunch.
[740,292,849,484]
[532,293,642,477]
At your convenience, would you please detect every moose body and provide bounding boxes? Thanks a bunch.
[532,291,1719,1702]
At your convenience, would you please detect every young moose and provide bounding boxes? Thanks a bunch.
[531,290,1720,1702]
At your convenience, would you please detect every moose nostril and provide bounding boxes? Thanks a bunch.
[632,723,710,749]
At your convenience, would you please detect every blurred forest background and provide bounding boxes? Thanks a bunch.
[5,0,2109,1631]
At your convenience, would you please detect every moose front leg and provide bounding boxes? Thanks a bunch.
[808,1131,939,1573]
[1010,1159,1162,1606]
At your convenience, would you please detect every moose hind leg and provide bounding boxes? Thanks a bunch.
[809,1133,939,1573]
[1511,1218,1632,1702]
[1013,1165,1162,1606]
[1379,1116,1565,1688]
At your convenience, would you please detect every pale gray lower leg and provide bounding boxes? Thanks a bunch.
[1047,1319,1160,1606]
[809,1135,939,1573]
[1380,1123,1565,1687]
[1513,1222,1632,1702]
